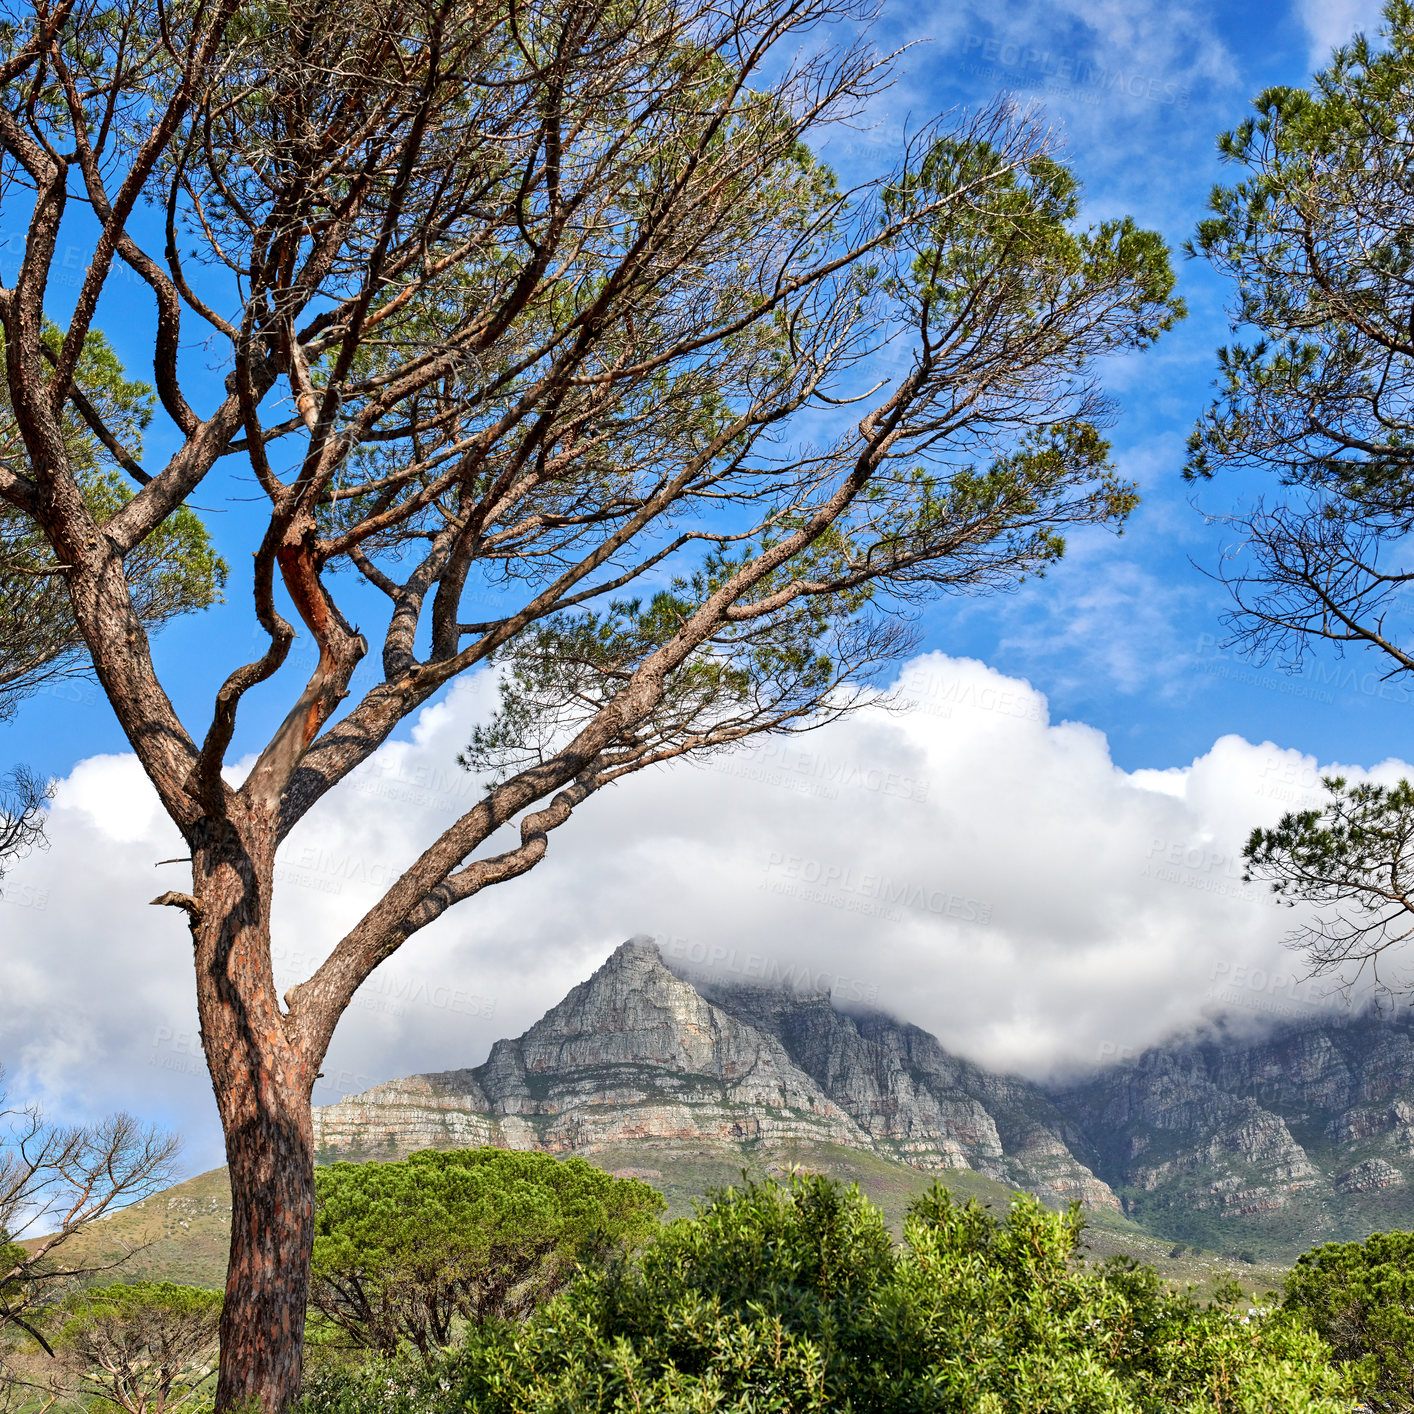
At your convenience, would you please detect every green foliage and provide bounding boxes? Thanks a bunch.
[310,1149,664,1359]
[0,326,226,719]
[1284,1228,1414,1411]
[56,1281,223,1414]
[459,119,1180,785]
[1188,0,1414,497]
[1243,774,1414,983]
[300,1175,1351,1414]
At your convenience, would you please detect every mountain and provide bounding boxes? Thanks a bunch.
[1051,1015,1414,1255]
[312,937,1414,1260]
[313,937,1118,1212]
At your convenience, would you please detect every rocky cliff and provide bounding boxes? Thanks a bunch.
[1049,1014,1414,1252]
[314,938,1116,1211]
[313,938,1414,1257]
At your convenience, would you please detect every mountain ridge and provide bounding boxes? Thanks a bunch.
[312,938,1414,1258]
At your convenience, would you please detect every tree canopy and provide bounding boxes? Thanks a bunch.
[309,1149,664,1359]
[301,1174,1352,1414]
[0,0,1182,1402]
[1189,0,1414,678]
[1187,0,1414,989]
[1283,1228,1414,1413]
[0,327,225,721]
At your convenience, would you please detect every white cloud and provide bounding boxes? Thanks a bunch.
[0,654,1399,1172]
[1295,0,1384,66]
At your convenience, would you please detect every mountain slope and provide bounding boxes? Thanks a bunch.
[314,938,1120,1212]
[1050,1014,1414,1257]
[312,938,1414,1260]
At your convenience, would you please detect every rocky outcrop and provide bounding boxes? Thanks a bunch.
[1336,1159,1405,1195]
[1046,1012,1414,1242]
[317,940,874,1163]
[314,939,1414,1251]
[315,938,1118,1210]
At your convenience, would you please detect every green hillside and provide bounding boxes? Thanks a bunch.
[32,1141,1286,1304]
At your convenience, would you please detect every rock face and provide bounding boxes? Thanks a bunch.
[1047,1015,1414,1248]
[314,938,1117,1210]
[313,939,1414,1252]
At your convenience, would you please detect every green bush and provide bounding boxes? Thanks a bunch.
[56,1281,223,1414]
[311,1149,664,1359]
[1284,1228,1414,1411]
[300,1175,1353,1414]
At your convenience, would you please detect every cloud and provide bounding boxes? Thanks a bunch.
[1294,0,1385,66]
[0,654,1400,1173]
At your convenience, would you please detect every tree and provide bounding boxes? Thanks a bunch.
[0,0,1182,1404]
[1283,1229,1414,1412]
[0,327,224,887]
[300,1175,1352,1414]
[54,1282,223,1414]
[309,1148,663,1359]
[0,766,51,887]
[1186,2,1414,989]
[1188,0,1414,681]
[0,326,227,721]
[0,1071,180,1375]
[1242,776,1414,993]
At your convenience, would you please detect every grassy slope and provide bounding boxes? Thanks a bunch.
[22,1167,234,1289]
[32,1142,1282,1303]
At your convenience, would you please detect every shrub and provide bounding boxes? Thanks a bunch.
[1284,1228,1414,1411]
[301,1175,1352,1414]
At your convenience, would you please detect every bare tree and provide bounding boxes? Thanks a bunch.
[53,1282,222,1414]
[0,766,50,886]
[0,1072,180,1370]
[0,0,1183,1405]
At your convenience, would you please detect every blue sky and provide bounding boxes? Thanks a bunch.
[2,0,1399,780]
[6,0,1413,1161]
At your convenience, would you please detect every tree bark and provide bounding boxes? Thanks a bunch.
[191,823,317,1414]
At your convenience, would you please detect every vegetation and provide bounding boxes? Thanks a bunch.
[1189,0,1414,674]
[54,1282,223,1414]
[0,0,1183,1398]
[0,1071,180,1376]
[0,326,226,724]
[1189,0,1414,988]
[0,768,49,891]
[1284,1229,1414,1412]
[299,1174,1351,1414]
[310,1151,663,1359]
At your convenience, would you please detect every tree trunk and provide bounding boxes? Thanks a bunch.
[215,1075,315,1414]
[192,825,317,1414]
